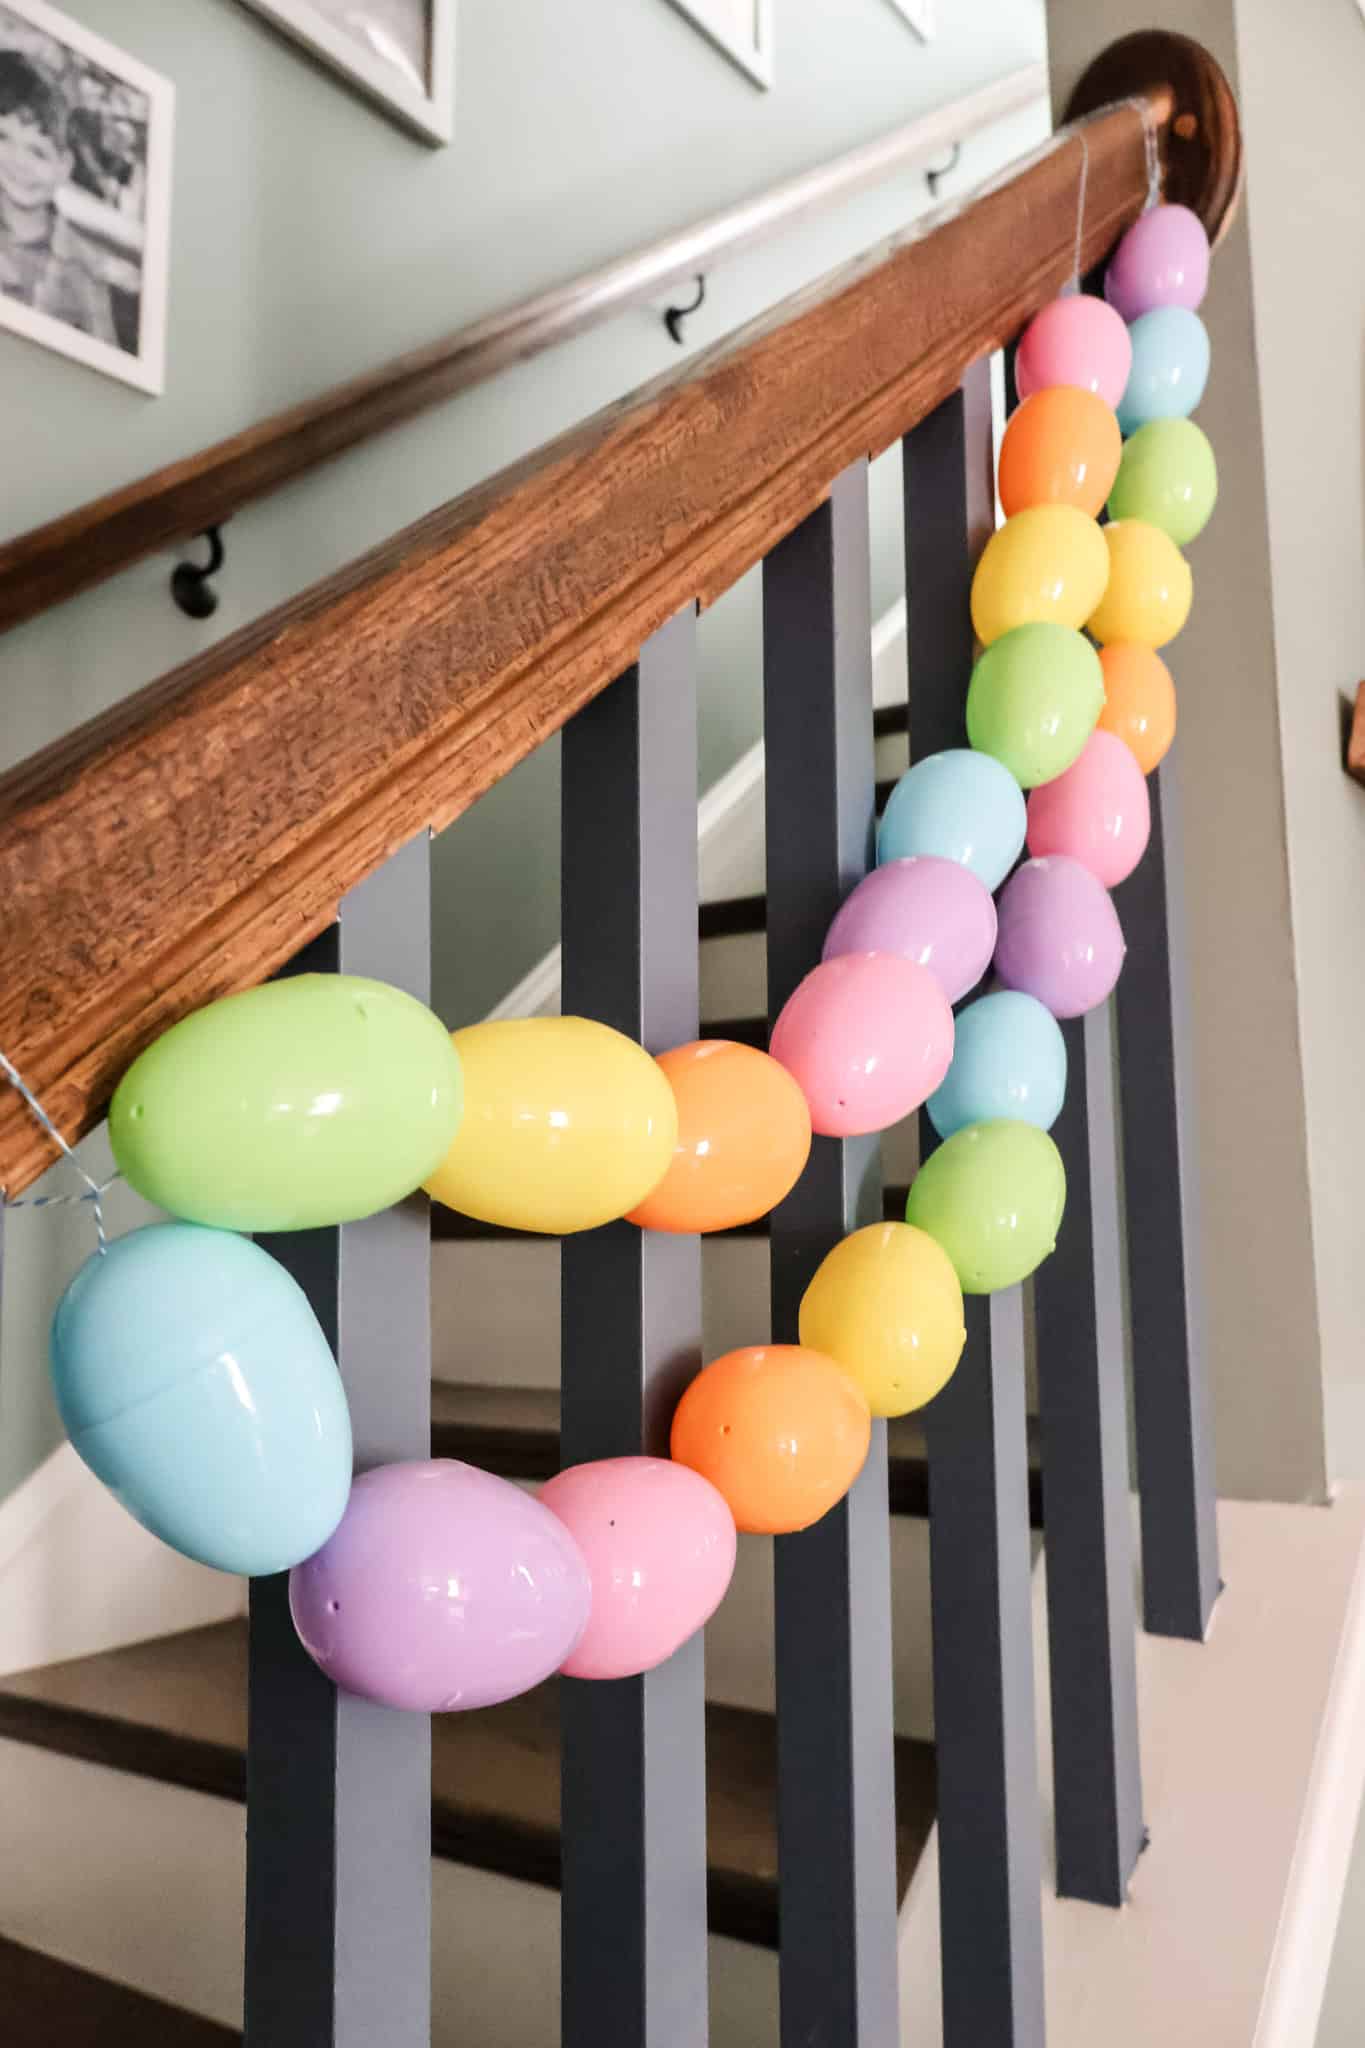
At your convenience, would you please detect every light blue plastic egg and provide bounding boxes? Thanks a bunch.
[926,990,1067,1141]
[1117,307,1210,435]
[51,1224,352,1575]
[878,749,1027,894]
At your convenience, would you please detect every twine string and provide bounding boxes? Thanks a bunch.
[0,1049,113,1252]
[1068,131,1091,291]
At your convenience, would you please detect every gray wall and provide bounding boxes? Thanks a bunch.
[0,0,1047,1498]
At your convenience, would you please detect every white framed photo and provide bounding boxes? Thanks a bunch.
[0,0,173,394]
[884,0,935,40]
[666,0,772,90]
[241,1,455,145]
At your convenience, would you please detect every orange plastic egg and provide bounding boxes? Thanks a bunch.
[1096,644,1177,775]
[997,387,1122,520]
[627,1040,812,1233]
[669,1345,872,1535]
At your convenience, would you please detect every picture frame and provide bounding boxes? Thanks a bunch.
[884,0,935,41]
[665,0,773,90]
[240,1,455,146]
[0,0,173,394]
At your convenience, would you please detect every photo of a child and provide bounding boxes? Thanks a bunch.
[0,0,172,392]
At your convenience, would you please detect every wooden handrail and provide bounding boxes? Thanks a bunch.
[0,62,1047,638]
[0,31,1240,1197]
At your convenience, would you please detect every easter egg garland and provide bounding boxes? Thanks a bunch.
[23,202,1219,1716]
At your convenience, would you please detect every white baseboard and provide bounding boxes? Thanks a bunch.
[485,598,909,1023]
[0,1441,244,1678]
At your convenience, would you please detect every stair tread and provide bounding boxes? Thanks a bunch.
[430,1382,1042,1526]
[697,784,898,939]
[433,1179,913,1241]
[0,1622,935,1951]
[0,1933,237,2046]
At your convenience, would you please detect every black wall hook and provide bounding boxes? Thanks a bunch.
[663,274,706,346]
[925,140,962,198]
[171,526,226,619]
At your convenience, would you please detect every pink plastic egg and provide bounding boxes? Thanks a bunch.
[1104,203,1210,323]
[1026,731,1151,888]
[770,952,955,1138]
[1015,295,1133,410]
[289,1459,591,1711]
[822,858,997,1005]
[994,855,1126,1020]
[540,1458,736,1681]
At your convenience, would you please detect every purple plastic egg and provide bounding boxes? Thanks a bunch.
[540,1458,736,1681]
[1104,203,1210,323]
[993,855,1126,1019]
[289,1459,592,1711]
[770,952,955,1137]
[822,857,997,1005]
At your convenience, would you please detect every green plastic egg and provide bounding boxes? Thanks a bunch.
[1107,418,1218,547]
[965,624,1105,789]
[904,1119,1066,1294]
[110,975,463,1230]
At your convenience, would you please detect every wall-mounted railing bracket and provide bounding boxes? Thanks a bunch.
[170,526,226,620]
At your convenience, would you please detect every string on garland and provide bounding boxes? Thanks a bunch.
[0,1048,113,1252]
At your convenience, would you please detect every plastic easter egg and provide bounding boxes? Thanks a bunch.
[799,1223,966,1417]
[1087,520,1191,649]
[994,855,1126,1018]
[1096,644,1176,775]
[425,1016,677,1233]
[822,857,996,1005]
[997,387,1122,519]
[51,1224,351,1576]
[926,990,1067,1140]
[1026,730,1151,889]
[626,1040,811,1234]
[878,749,1027,892]
[770,953,953,1138]
[670,1345,872,1535]
[965,623,1105,788]
[1117,307,1210,434]
[109,976,463,1232]
[1108,418,1217,548]
[905,1120,1066,1294]
[290,1460,591,1711]
[1104,203,1210,323]
[970,506,1110,647]
[540,1459,736,1680]
[1014,294,1132,409]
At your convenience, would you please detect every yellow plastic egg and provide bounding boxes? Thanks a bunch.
[425,1016,677,1234]
[1086,520,1192,649]
[970,506,1110,647]
[798,1222,967,1418]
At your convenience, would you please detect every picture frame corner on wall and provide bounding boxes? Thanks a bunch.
[0,0,175,395]
[885,0,936,43]
[665,0,774,92]
[238,0,457,147]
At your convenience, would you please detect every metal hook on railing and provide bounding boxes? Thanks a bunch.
[171,526,226,619]
[925,140,961,197]
[663,275,706,346]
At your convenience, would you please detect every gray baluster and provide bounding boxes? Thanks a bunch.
[1113,758,1220,1639]
[245,833,434,2048]
[1032,1000,1145,1902]
[560,606,707,2048]
[904,369,1046,2048]
[764,462,900,2048]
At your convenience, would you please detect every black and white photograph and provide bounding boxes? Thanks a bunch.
[0,0,172,393]
[241,0,456,145]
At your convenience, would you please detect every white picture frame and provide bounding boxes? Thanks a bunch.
[884,0,935,41]
[240,0,455,146]
[0,0,173,394]
[666,0,773,90]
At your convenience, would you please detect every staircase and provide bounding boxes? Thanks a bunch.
[0,694,1049,2027]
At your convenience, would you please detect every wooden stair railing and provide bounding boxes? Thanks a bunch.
[0,31,1239,1202]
